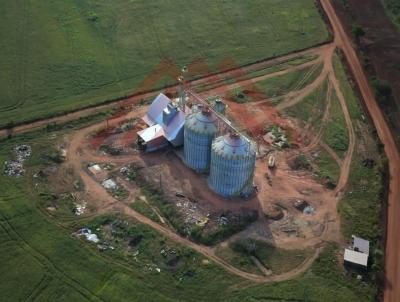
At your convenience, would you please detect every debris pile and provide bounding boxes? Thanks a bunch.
[4,145,32,177]
[293,199,309,211]
[176,199,209,227]
[263,126,288,148]
[303,205,315,216]
[102,179,117,190]
[120,165,136,181]
[77,228,99,243]
[73,201,87,216]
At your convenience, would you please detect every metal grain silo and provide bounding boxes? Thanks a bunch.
[208,133,256,197]
[184,108,218,172]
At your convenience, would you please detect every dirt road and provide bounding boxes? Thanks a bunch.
[320,1,400,301]
[0,44,329,140]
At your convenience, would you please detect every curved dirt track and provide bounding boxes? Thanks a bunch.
[320,1,400,301]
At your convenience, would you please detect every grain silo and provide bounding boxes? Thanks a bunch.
[184,107,218,172]
[208,133,256,197]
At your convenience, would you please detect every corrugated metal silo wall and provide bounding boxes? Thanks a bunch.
[208,150,256,197]
[184,126,214,172]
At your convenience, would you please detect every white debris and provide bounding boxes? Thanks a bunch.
[86,233,100,243]
[102,179,117,190]
[88,164,102,175]
[4,145,32,177]
[77,228,100,243]
[15,145,32,161]
[74,201,87,216]
[4,160,25,177]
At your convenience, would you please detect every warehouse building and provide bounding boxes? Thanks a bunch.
[137,93,185,152]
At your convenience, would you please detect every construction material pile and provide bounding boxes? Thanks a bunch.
[4,145,32,177]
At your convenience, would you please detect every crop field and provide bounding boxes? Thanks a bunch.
[0,0,329,127]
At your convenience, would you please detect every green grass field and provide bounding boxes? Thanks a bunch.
[286,78,329,123]
[322,91,349,158]
[228,63,324,103]
[0,0,329,127]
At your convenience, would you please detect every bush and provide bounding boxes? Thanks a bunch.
[372,78,392,105]
[351,24,365,40]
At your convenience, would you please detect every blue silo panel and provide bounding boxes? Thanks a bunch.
[208,135,256,197]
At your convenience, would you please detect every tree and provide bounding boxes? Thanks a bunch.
[352,24,365,40]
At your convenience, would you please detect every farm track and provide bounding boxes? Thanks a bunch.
[320,1,400,301]
[0,44,331,139]
[0,0,396,292]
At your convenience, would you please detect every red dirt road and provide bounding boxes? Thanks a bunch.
[321,1,400,301]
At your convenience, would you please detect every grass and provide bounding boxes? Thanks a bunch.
[196,54,319,93]
[0,0,329,127]
[244,54,319,80]
[228,63,323,103]
[286,78,329,124]
[333,54,363,121]
[217,239,312,276]
[314,149,341,184]
[256,63,323,97]
[322,91,349,158]
[130,199,161,224]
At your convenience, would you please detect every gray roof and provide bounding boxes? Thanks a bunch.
[140,93,185,146]
[163,110,185,143]
[344,249,368,267]
[352,235,370,255]
[142,93,171,126]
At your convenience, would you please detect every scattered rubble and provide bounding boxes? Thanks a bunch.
[88,164,102,175]
[176,199,209,227]
[120,165,136,181]
[303,205,315,216]
[218,216,229,226]
[293,199,309,211]
[4,161,25,177]
[4,145,32,177]
[263,126,288,149]
[15,145,32,160]
[73,201,87,216]
[77,228,100,243]
[102,179,117,190]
